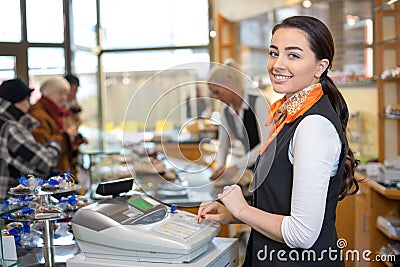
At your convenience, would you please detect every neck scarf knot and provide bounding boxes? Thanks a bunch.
[259,83,323,155]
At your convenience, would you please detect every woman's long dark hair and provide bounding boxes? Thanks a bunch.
[272,16,359,200]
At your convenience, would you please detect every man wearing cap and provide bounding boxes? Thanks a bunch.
[0,78,61,200]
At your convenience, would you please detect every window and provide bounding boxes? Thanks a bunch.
[71,0,98,48]
[26,0,65,43]
[0,0,212,151]
[28,48,65,75]
[99,0,209,49]
[0,56,16,81]
[0,0,21,42]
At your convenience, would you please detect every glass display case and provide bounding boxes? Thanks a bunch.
[1,204,25,267]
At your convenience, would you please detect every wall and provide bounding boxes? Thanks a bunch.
[212,0,302,21]
[340,85,378,160]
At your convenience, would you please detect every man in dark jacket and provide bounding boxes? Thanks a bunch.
[0,78,61,200]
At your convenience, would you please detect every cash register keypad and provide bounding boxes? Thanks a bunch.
[153,212,209,240]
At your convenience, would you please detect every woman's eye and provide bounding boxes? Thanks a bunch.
[268,51,278,57]
[288,53,300,59]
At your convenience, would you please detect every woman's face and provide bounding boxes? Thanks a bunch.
[267,28,328,98]
[208,81,235,105]
[47,89,69,108]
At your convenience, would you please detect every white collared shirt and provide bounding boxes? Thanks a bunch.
[215,92,270,170]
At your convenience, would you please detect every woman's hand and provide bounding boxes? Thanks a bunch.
[218,185,249,221]
[197,201,235,224]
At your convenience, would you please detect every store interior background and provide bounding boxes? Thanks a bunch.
[0,0,380,163]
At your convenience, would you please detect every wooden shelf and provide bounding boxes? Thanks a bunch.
[337,79,377,87]
[376,250,395,267]
[366,178,400,200]
[356,172,400,200]
[379,76,400,81]
[375,0,400,163]
[375,0,399,11]
[376,223,400,240]
[376,36,400,46]
[378,114,400,119]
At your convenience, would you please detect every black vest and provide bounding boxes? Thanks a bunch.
[223,95,260,156]
[244,95,347,266]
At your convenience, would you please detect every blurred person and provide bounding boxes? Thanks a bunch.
[198,16,359,266]
[0,78,61,200]
[28,76,78,177]
[63,74,82,128]
[207,58,270,186]
[186,86,208,118]
[63,74,87,176]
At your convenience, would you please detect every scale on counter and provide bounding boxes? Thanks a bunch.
[71,178,221,264]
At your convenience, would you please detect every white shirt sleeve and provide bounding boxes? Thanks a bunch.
[281,115,342,249]
[234,96,270,170]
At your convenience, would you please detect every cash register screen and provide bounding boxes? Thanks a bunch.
[128,196,158,212]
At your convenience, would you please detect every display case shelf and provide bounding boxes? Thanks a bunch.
[376,223,400,240]
[0,204,25,266]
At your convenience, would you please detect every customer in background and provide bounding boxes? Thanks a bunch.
[198,16,359,266]
[63,74,87,176]
[186,86,208,118]
[64,74,83,129]
[28,76,78,177]
[207,58,269,186]
[0,78,61,200]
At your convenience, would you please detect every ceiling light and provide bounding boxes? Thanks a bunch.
[209,30,217,38]
[302,0,312,8]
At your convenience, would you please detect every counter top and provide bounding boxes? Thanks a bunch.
[135,157,223,207]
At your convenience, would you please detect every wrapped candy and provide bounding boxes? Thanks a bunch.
[4,221,31,248]
[44,170,75,190]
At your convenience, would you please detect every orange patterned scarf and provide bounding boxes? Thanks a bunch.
[259,83,323,155]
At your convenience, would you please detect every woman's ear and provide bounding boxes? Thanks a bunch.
[315,59,330,78]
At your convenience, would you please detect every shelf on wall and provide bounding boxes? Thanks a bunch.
[376,36,400,46]
[336,79,377,88]
[379,113,400,119]
[375,0,399,11]
[376,250,395,267]
[379,76,400,82]
[376,223,400,241]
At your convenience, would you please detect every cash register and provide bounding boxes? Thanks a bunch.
[69,178,238,266]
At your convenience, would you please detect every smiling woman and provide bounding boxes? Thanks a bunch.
[198,15,360,266]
